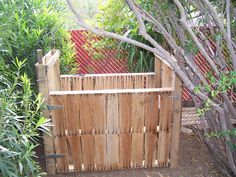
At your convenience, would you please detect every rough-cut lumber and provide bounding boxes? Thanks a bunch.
[50,88,173,95]
[42,52,182,174]
[94,135,107,170]
[68,136,82,172]
[170,76,183,168]
[157,93,172,167]
[35,49,61,175]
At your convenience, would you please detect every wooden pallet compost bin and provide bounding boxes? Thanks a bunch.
[35,49,182,175]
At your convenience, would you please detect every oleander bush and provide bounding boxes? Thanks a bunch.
[0,59,50,177]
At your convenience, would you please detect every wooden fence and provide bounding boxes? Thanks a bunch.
[35,50,182,175]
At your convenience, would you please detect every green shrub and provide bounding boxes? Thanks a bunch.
[0,0,77,84]
[0,59,49,177]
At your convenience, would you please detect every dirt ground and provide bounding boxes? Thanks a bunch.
[47,133,223,177]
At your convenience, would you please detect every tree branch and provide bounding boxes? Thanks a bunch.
[202,0,236,72]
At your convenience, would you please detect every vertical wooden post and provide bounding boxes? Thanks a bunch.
[35,49,61,175]
[154,57,161,88]
[170,75,182,168]
[155,56,174,88]
[155,55,182,168]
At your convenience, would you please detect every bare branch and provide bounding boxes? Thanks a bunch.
[65,0,157,55]
[202,0,236,71]
[174,0,220,76]
[226,0,231,39]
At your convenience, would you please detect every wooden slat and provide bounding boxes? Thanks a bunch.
[68,136,82,172]
[79,95,93,134]
[107,134,119,169]
[65,95,80,135]
[93,94,106,134]
[119,134,132,168]
[131,133,144,168]
[154,58,161,88]
[157,93,172,166]
[107,94,119,133]
[145,133,157,168]
[145,92,159,132]
[71,77,82,90]
[51,95,66,136]
[124,75,134,89]
[81,135,95,171]
[55,136,69,173]
[61,73,155,91]
[119,93,132,133]
[161,62,173,88]
[83,77,94,90]
[134,75,144,88]
[94,135,107,170]
[146,75,155,88]
[60,77,71,91]
[50,88,173,95]
[132,93,145,133]
[94,76,104,90]
[35,50,61,174]
[170,76,182,168]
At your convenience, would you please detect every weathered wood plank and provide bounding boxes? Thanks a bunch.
[132,93,145,133]
[54,136,69,173]
[83,77,94,90]
[81,135,95,171]
[107,134,119,169]
[157,93,172,166]
[131,133,144,168]
[68,136,82,172]
[119,134,132,168]
[107,94,119,133]
[93,94,106,134]
[145,92,159,132]
[65,95,80,135]
[79,95,93,134]
[145,133,157,168]
[119,93,132,133]
[170,76,182,168]
[94,135,107,170]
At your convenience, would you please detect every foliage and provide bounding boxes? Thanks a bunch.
[95,0,165,72]
[0,59,50,177]
[0,0,77,85]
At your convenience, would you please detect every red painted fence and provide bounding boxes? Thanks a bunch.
[71,30,236,102]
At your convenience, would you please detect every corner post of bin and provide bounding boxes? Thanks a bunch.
[154,54,183,168]
[35,49,61,175]
[170,73,182,168]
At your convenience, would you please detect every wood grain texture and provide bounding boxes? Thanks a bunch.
[65,95,80,135]
[145,133,157,168]
[132,93,145,133]
[93,94,106,134]
[119,134,132,168]
[54,136,69,173]
[119,93,132,133]
[170,76,182,168]
[131,133,144,168]
[145,92,159,132]
[59,73,155,91]
[79,95,93,134]
[94,135,107,170]
[68,136,82,172]
[81,135,95,171]
[157,93,172,166]
[106,94,119,133]
[107,134,119,169]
